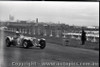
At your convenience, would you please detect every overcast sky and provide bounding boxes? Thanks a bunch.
[0,1,99,26]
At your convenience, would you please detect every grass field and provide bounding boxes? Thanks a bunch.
[5,31,99,51]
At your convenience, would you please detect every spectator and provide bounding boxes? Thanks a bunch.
[81,28,86,45]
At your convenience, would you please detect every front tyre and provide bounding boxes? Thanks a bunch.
[22,40,29,48]
[6,38,11,47]
[39,40,46,49]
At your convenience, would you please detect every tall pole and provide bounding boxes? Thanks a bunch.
[44,25,47,36]
[34,26,35,35]
[36,18,39,35]
[50,25,53,37]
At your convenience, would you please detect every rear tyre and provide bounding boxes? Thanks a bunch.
[39,40,46,49]
[6,38,11,47]
[22,40,29,48]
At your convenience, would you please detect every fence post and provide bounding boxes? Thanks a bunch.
[71,35,75,39]
[91,36,96,42]
[44,30,47,36]
[56,30,59,37]
[50,30,53,37]
[87,36,89,41]
[77,35,81,40]
[63,30,66,38]
[34,29,35,35]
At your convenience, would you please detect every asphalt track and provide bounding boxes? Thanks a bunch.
[0,30,99,67]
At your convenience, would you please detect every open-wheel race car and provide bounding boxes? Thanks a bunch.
[5,34,46,49]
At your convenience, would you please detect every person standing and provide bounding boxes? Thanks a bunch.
[81,28,86,45]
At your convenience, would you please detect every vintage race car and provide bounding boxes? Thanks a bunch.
[5,34,46,49]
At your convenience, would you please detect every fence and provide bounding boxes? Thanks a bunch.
[5,25,99,43]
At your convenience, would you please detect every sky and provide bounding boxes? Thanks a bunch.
[0,1,99,26]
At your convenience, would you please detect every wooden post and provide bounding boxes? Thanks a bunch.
[43,25,47,36]
[63,30,66,38]
[34,29,35,35]
[77,35,81,40]
[87,36,89,41]
[91,36,96,42]
[44,30,47,36]
[71,35,75,39]
[56,30,59,37]
[50,30,53,37]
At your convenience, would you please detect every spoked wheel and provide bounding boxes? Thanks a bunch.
[6,38,11,47]
[39,40,46,49]
[23,40,29,48]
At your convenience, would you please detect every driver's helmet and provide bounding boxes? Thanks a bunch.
[15,31,20,36]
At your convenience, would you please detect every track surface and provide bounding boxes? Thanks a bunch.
[0,30,99,67]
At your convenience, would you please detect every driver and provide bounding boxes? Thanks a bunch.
[14,30,20,39]
[14,29,21,46]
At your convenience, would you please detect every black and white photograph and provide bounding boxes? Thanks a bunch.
[0,1,99,67]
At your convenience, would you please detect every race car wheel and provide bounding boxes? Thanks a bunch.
[39,40,46,49]
[22,40,29,48]
[6,38,11,47]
